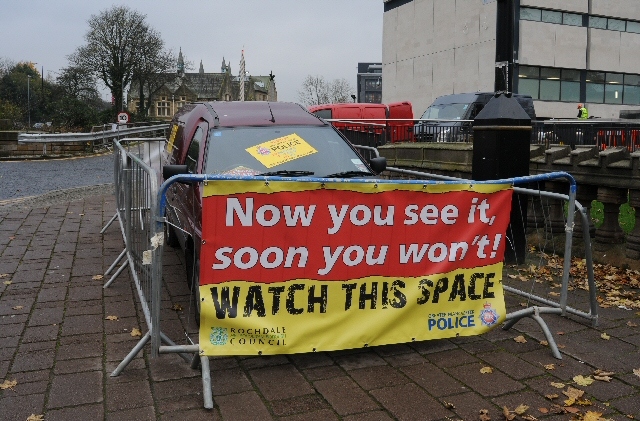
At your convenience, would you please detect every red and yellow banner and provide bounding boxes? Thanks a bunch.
[199,180,513,356]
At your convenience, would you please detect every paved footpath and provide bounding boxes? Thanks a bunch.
[0,192,639,421]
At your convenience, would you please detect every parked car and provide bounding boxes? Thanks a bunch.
[162,101,387,321]
[308,101,415,145]
[414,92,536,142]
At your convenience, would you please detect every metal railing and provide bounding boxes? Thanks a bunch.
[17,123,169,154]
[531,119,640,151]
[329,118,640,152]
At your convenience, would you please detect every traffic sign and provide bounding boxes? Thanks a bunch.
[117,112,130,124]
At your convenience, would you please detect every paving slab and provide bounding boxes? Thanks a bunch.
[0,191,638,420]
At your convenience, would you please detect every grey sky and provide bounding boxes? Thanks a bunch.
[1,0,383,102]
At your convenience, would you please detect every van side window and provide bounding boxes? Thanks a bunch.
[185,127,203,174]
[313,109,332,120]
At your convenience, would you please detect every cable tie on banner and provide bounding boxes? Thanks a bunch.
[143,232,165,265]
[565,222,574,233]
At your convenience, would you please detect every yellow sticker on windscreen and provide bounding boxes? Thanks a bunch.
[246,133,317,168]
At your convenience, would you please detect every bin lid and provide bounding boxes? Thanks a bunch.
[474,92,531,126]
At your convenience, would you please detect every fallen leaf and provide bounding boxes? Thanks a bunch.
[573,375,595,386]
[479,409,491,421]
[105,315,119,321]
[12,306,23,310]
[92,274,104,280]
[544,364,555,370]
[480,366,493,374]
[601,332,610,340]
[539,340,549,346]
[557,331,565,335]
[633,368,640,379]
[521,416,538,421]
[550,382,565,389]
[0,379,17,390]
[576,398,593,406]
[508,274,517,279]
[514,335,527,344]
[26,415,44,421]
[171,303,183,311]
[564,406,580,414]
[442,401,455,409]
[514,404,529,415]
[545,394,559,400]
[627,321,638,327]
[594,375,612,382]
[130,328,142,337]
[582,412,604,421]
[502,406,515,420]
[593,369,615,377]
[0,273,9,278]
[3,281,11,285]
[537,407,549,414]
[549,292,560,297]
[563,386,585,406]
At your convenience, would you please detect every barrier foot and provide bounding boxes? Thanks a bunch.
[159,331,192,364]
[111,332,150,377]
[503,306,563,360]
[105,249,126,276]
[103,259,129,289]
[100,212,118,234]
[200,355,214,409]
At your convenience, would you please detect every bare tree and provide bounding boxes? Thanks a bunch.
[131,30,176,118]
[298,75,330,106]
[298,75,355,106]
[0,57,15,78]
[69,6,168,119]
[329,78,354,103]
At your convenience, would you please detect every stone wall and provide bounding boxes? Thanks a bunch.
[0,131,91,158]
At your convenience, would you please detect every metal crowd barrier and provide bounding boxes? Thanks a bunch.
[382,166,599,360]
[101,138,190,378]
[104,136,597,408]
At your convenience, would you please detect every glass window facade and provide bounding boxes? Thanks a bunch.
[520,7,640,34]
[518,67,640,105]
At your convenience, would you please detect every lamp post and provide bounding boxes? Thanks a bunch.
[27,75,32,129]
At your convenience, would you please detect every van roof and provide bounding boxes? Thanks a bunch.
[197,101,327,127]
[431,92,532,105]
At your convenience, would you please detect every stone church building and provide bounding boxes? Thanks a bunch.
[127,49,277,120]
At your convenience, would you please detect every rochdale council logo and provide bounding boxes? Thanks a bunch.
[479,302,499,327]
[210,327,229,346]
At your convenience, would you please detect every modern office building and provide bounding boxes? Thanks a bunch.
[382,0,640,119]
[357,62,383,103]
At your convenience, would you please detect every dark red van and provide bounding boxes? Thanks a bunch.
[162,101,387,320]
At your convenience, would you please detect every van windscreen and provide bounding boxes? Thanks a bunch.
[420,103,469,120]
[204,126,371,178]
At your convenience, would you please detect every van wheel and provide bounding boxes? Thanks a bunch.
[164,213,179,248]
[185,249,201,326]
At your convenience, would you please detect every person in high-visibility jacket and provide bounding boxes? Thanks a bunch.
[577,103,589,119]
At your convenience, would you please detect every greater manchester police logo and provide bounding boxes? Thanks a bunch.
[479,302,499,327]
[210,327,229,346]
